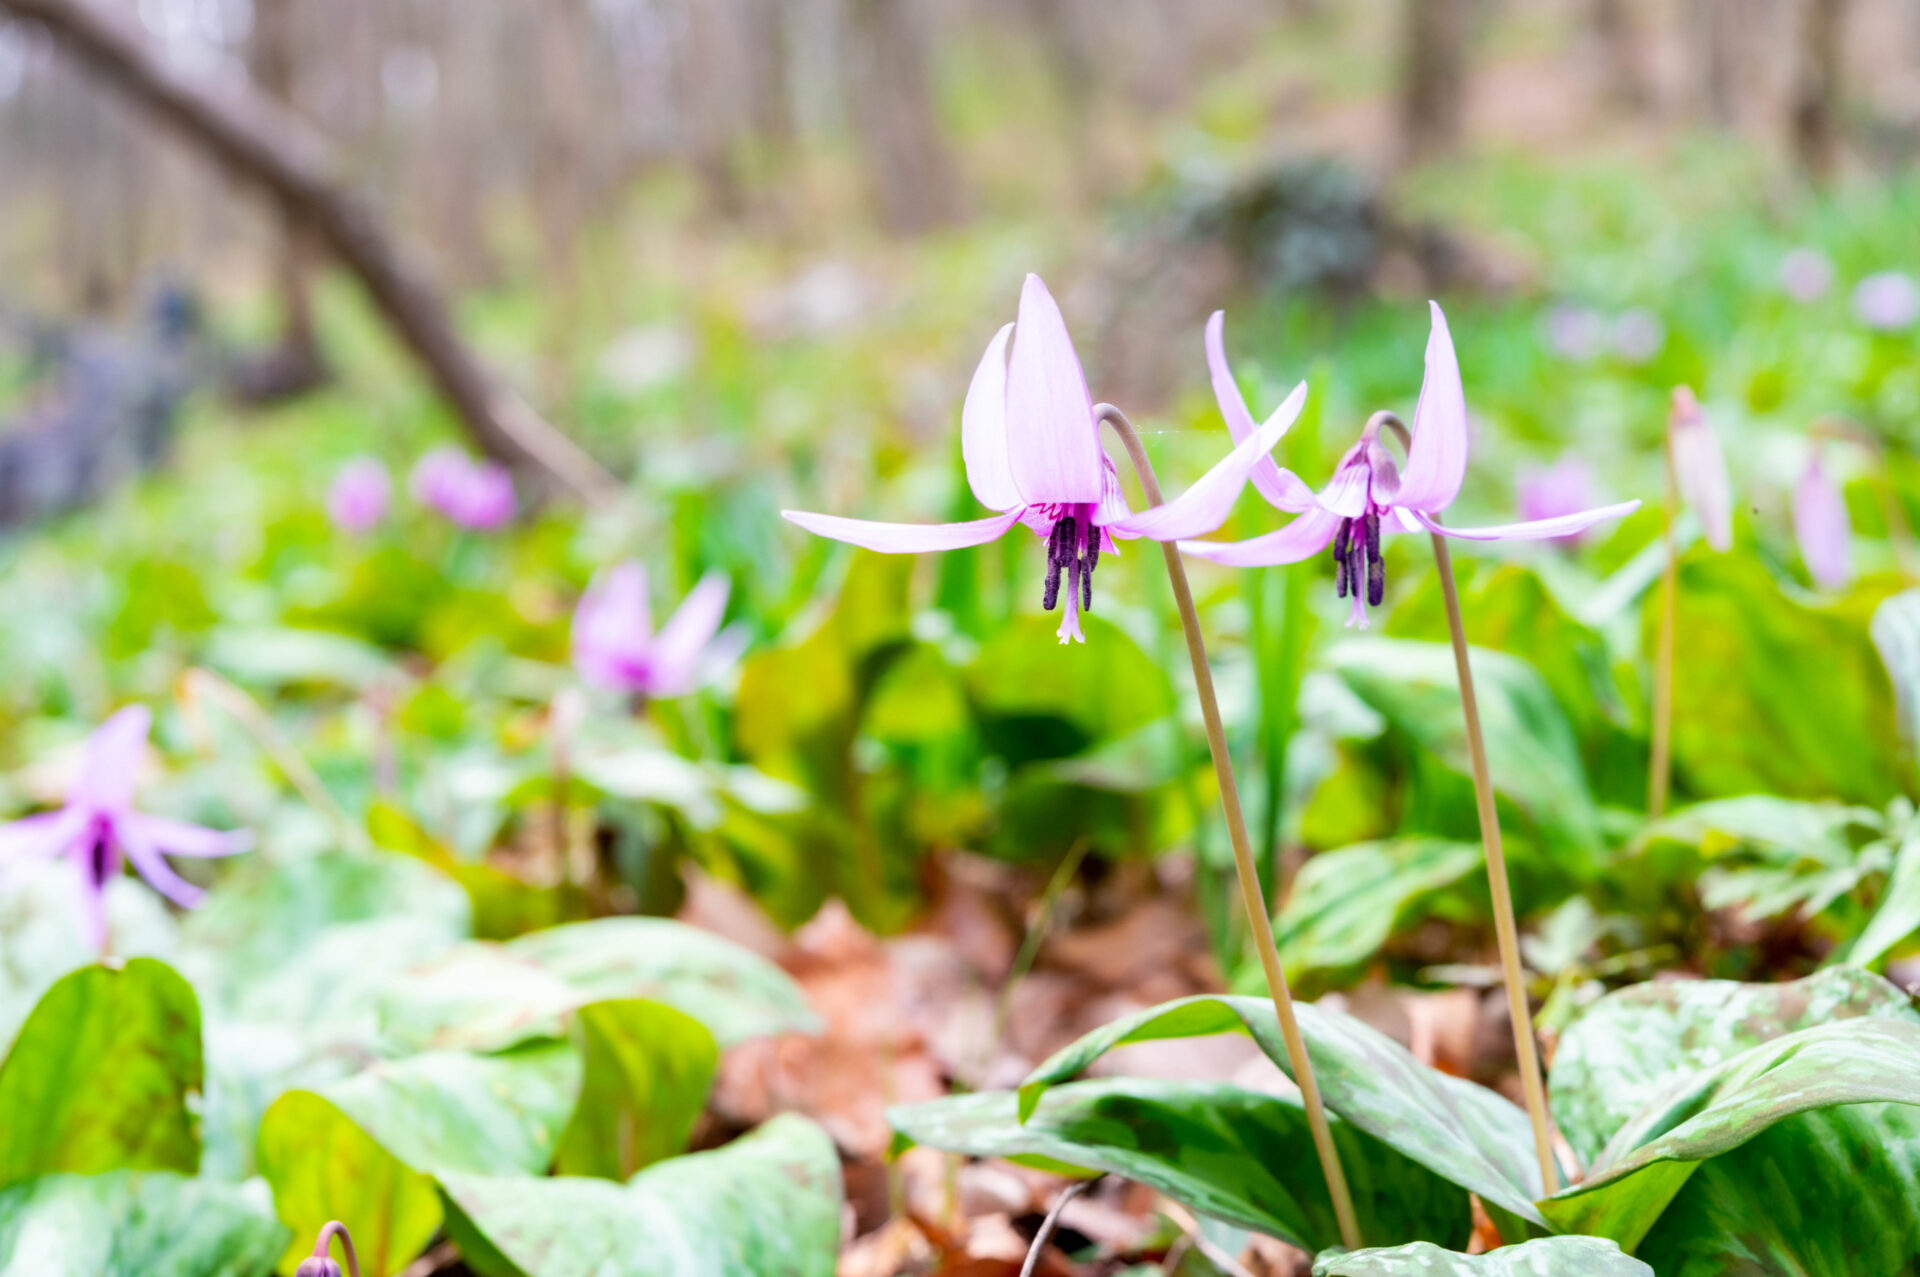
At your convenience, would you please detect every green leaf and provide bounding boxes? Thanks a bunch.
[554,1000,718,1178]
[257,1044,581,1275]
[889,1079,1470,1254]
[1272,839,1482,988]
[1018,995,1543,1225]
[202,625,399,692]
[1853,834,1920,968]
[439,1114,843,1277]
[1327,638,1599,860]
[1541,1018,1920,1249]
[1655,554,1903,805]
[0,960,202,1189]
[0,1171,287,1277]
[1548,966,1920,1164]
[967,614,1175,763]
[1312,1237,1652,1276]
[379,917,816,1053]
[1871,585,1920,747]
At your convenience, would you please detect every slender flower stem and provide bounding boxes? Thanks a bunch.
[310,1221,360,1277]
[1649,431,1679,820]
[1427,527,1559,1195]
[1019,1177,1100,1277]
[1096,405,1362,1251]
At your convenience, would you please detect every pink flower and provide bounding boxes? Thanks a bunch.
[327,457,391,533]
[571,563,745,698]
[1516,454,1601,544]
[0,706,252,951]
[1669,387,1733,552]
[1545,305,1607,362]
[782,274,1304,644]
[1793,445,1852,590]
[1613,309,1664,364]
[1181,303,1639,627]
[1853,271,1920,332]
[410,448,516,530]
[1779,249,1833,303]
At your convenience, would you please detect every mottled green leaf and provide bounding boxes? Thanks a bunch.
[1853,834,1920,968]
[1312,1237,1651,1276]
[257,1044,581,1275]
[0,1171,286,1277]
[1632,1101,1920,1276]
[1019,996,1543,1225]
[890,1078,1470,1253]
[967,614,1175,762]
[555,1000,718,1178]
[379,917,816,1053]
[1327,638,1599,859]
[0,959,202,1189]
[1542,1018,1920,1248]
[1274,840,1482,987]
[1548,966,1919,1164]
[440,1114,842,1277]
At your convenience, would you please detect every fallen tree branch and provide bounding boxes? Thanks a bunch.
[0,0,621,505]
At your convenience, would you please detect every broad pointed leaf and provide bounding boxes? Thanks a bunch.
[0,959,202,1189]
[1273,839,1482,987]
[257,1044,581,1275]
[1548,967,1919,1163]
[554,1000,718,1178]
[890,1078,1470,1253]
[440,1114,842,1277]
[1312,1237,1651,1276]
[1853,834,1920,968]
[0,1171,286,1277]
[1019,996,1543,1225]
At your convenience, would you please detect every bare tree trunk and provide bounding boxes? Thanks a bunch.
[1690,0,1740,125]
[234,0,328,403]
[843,0,962,234]
[1398,0,1471,165]
[1589,0,1651,112]
[1027,0,1101,200]
[0,0,619,503]
[1790,0,1848,180]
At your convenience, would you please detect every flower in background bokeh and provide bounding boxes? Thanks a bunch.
[1853,271,1920,332]
[0,705,252,950]
[1545,304,1608,361]
[1668,386,1732,551]
[783,274,1303,643]
[411,447,517,529]
[1794,444,1852,590]
[327,457,391,533]
[1613,308,1665,363]
[1779,248,1834,303]
[1183,302,1639,627]
[572,562,746,699]
[1516,454,1601,543]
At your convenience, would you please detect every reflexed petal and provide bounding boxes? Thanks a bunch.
[0,806,88,866]
[1177,506,1344,567]
[572,562,653,692]
[1106,387,1303,542]
[1392,301,1469,512]
[1409,500,1641,542]
[1091,452,1136,536]
[117,823,206,910]
[1205,312,1318,513]
[116,812,253,859]
[782,507,1025,553]
[961,323,1022,512]
[1794,450,1852,589]
[649,573,732,695]
[1669,387,1733,551]
[1316,443,1374,518]
[1005,275,1103,504]
[72,705,152,814]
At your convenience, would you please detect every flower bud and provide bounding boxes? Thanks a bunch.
[1668,386,1732,552]
[1793,445,1852,590]
[294,1259,342,1277]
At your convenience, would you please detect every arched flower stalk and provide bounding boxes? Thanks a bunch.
[781,274,1363,1248]
[295,1221,359,1277]
[1181,302,1640,1196]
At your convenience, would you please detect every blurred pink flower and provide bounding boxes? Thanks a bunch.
[327,457,391,533]
[1779,249,1833,303]
[1613,309,1665,364]
[1793,445,1852,590]
[783,274,1301,644]
[1853,271,1920,332]
[572,562,745,699]
[0,706,252,950]
[1517,455,1601,543]
[410,448,517,530]
[1545,304,1607,362]
[1669,387,1732,552]
[1183,303,1639,627]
